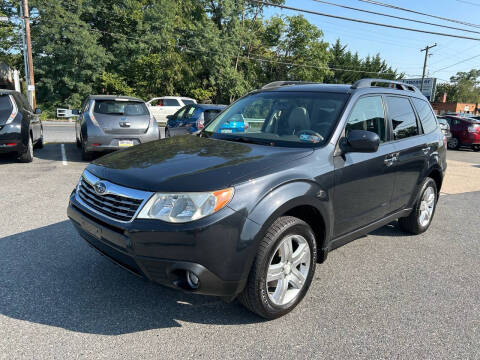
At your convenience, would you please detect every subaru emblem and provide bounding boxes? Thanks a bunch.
[94,182,107,195]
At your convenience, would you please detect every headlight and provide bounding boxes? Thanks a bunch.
[137,188,234,223]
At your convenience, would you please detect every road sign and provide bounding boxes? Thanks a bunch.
[400,78,437,101]
[27,84,35,91]
[0,16,8,22]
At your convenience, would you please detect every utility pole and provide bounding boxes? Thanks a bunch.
[420,43,437,93]
[22,0,36,109]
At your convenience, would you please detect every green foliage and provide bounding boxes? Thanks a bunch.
[2,0,401,112]
[434,69,480,103]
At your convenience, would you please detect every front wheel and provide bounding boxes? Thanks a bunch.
[398,177,438,234]
[448,137,459,150]
[238,216,317,319]
[472,145,480,152]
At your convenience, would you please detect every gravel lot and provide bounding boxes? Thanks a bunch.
[0,123,479,359]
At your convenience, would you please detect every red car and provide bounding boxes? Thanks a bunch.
[443,115,480,151]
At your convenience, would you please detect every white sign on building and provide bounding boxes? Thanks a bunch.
[400,78,437,101]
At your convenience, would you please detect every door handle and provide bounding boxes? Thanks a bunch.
[384,152,399,167]
[422,146,431,154]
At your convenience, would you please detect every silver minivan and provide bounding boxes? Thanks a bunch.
[75,95,159,160]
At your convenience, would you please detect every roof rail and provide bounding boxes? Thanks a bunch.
[351,78,421,94]
[261,81,318,89]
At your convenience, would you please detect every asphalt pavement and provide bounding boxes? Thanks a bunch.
[0,124,479,359]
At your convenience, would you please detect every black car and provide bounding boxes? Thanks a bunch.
[0,90,43,162]
[165,104,226,137]
[68,79,447,319]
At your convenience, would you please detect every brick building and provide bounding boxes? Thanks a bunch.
[431,101,478,115]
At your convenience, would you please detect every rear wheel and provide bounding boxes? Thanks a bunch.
[18,135,34,163]
[34,131,44,149]
[448,137,459,150]
[238,216,317,319]
[473,145,480,152]
[81,139,92,161]
[398,177,437,235]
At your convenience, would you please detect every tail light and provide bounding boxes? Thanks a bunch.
[196,113,205,130]
[5,95,18,124]
[443,136,447,149]
[467,124,480,133]
[244,121,249,131]
[89,101,101,128]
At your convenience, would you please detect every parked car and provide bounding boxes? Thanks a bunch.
[0,89,43,162]
[68,79,446,319]
[74,95,159,160]
[146,96,197,125]
[436,116,452,142]
[165,104,226,137]
[441,115,480,151]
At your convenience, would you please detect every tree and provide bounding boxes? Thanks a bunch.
[434,69,480,103]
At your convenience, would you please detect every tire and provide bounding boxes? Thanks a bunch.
[448,137,459,150]
[238,216,317,319]
[76,137,81,148]
[81,139,92,161]
[398,177,438,235]
[473,145,480,152]
[34,132,44,149]
[18,135,34,163]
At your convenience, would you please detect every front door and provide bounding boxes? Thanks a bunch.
[333,95,396,237]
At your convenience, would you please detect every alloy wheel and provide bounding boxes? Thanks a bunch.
[419,186,436,227]
[266,235,311,306]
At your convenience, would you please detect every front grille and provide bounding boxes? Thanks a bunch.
[76,172,152,222]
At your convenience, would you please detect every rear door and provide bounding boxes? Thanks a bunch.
[93,99,150,135]
[333,95,397,237]
[386,96,428,211]
[0,94,14,126]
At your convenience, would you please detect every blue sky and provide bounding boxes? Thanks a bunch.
[264,0,480,83]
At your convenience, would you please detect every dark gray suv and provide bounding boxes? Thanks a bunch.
[75,95,159,160]
[68,79,446,319]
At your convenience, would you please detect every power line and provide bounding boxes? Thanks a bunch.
[456,0,480,6]
[253,1,480,41]
[311,0,480,35]
[432,53,480,73]
[358,0,480,29]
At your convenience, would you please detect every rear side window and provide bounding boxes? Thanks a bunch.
[163,99,180,106]
[204,109,221,123]
[345,96,386,142]
[386,96,419,140]
[0,95,13,118]
[93,100,148,116]
[182,99,195,105]
[412,98,437,134]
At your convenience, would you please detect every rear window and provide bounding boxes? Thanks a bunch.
[163,99,180,106]
[204,109,221,122]
[93,100,148,116]
[182,99,195,105]
[0,95,13,118]
[412,98,437,134]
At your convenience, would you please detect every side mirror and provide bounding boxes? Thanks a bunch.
[71,109,79,115]
[345,130,380,153]
[166,115,174,120]
[34,108,42,115]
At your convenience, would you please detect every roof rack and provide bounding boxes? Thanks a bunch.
[261,81,318,89]
[351,78,421,94]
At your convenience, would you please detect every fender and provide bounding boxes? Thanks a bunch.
[230,178,333,280]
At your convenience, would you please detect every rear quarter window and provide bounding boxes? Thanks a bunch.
[0,95,13,119]
[164,99,180,106]
[182,99,195,105]
[412,98,437,134]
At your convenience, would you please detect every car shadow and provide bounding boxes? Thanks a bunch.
[33,143,102,163]
[368,221,411,237]
[0,221,261,335]
[0,152,18,164]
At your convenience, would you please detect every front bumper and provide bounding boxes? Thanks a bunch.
[68,193,259,297]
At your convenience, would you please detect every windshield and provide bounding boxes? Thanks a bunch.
[93,100,149,116]
[204,91,348,147]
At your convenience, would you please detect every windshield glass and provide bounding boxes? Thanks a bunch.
[93,100,148,116]
[204,91,348,146]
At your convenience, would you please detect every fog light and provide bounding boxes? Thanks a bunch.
[186,271,199,289]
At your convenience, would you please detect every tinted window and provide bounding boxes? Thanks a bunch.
[182,99,195,105]
[413,98,437,134]
[386,96,418,140]
[345,96,386,142]
[93,100,148,116]
[0,95,13,119]
[205,92,348,147]
[164,99,180,106]
[183,106,197,119]
[204,109,221,123]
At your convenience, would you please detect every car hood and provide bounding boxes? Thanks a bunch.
[86,135,313,192]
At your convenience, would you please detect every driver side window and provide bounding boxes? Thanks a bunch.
[345,96,386,142]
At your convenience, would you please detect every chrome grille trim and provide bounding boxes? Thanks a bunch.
[75,170,153,223]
